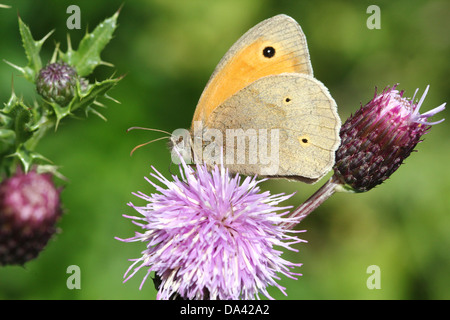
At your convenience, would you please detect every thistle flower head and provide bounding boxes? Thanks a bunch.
[0,170,62,266]
[334,85,445,192]
[36,62,78,106]
[117,156,304,300]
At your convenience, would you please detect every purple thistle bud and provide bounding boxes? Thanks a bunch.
[117,155,305,300]
[334,85,445,192]
[36,62,78,106]
[0,170,62,266]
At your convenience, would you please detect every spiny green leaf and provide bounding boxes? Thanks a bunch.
[69,76,121,114]
[1,91,33,144]
[14,107,33,144]
[36,164,67,181]
[60,10,119,77]
[48,102,71,130]
[2,88,20,114]
[3,59,29,77]
[7,100,33,145]
[18,16,54,81]
[0,129,15,154]
[44,75,122,129]
[0,129,15,139]
[12,146,50,173]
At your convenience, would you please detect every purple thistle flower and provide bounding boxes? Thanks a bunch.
[334,85,445,192]
[117,156,305,300]
[0,170,62,266]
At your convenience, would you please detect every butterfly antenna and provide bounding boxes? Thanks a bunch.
[130,136,170,156]
[127,126,172,136]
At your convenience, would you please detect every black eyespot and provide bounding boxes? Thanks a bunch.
[298,136,310,147]
[262,46,276,58]
[285,97,291,103]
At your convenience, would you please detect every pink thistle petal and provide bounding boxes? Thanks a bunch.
[117,154,304,300]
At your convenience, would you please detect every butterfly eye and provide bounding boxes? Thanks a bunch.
[262,46,276,58]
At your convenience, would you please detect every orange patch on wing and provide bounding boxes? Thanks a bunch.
[192,39,306,127]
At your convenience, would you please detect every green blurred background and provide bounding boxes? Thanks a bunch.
[0,0,449,299]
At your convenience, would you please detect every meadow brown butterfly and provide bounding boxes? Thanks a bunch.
[172,14,341,183]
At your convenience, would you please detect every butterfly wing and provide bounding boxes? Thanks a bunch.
[192,14,313,127]
[202,73,341,183]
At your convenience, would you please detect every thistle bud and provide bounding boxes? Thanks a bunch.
[334,85,445,192]
[36,62,78,106]
[0,170,62,266]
